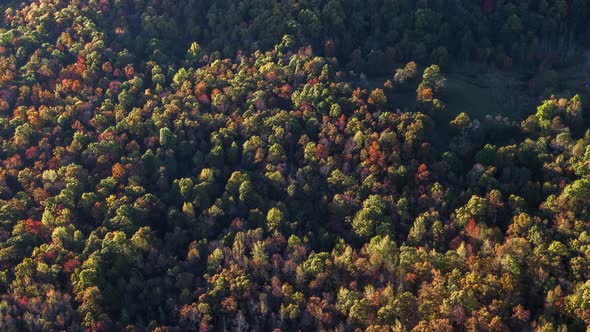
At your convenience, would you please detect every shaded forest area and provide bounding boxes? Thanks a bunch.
[0,0,589,331]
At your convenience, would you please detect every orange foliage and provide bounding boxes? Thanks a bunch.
[71,80,81,93]
[367,141,385,166]
[419,88,433,100]
[4,154,23,169]
[211,88,221,101]
[465,219,481,238]
[265,71,277,82]
[315,143,329,160]
[124,64,135,78]
[195,82,207,95]
[279,83,292,99]
[25,146,39,159]
[32,188,50,204]
[102,61,113,73]
[64,258,81,273]
[112,163,126,180]
[221,296,238,313]
[512,305,530,322]
[27,109,43,129]
[24,219,48,240]
[415,163,430,182]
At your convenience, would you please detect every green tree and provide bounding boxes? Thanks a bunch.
[159,127,176,149]
[352,195,392,239]
[266,207,284,233]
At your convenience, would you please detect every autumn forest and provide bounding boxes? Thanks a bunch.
[1,0,590,331]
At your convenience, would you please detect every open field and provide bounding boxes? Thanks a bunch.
[443,71,534,120]
[443,58,590,121]
[371,62,590,122]
[367,66,537,121]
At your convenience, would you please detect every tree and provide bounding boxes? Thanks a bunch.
[394,62,418,86]
[475,144,496,165]
[368,89,387,109]
[352,195,392,239]
[561,178,590,216]
[418,65,446,95]
[267,207,284,233]
[567,280,590,324]
[159,127,176,149]
[408,215,427,243]
[187,42,203,65]
[450,112,470,134]
[455,195,488,226]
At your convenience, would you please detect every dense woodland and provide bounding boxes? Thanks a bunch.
[0,0,590,331]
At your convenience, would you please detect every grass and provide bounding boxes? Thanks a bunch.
[553,62,590,99]
[367,60,590,123]
[443,70,534,120]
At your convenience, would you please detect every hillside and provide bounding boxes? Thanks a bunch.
[0,1,589,331]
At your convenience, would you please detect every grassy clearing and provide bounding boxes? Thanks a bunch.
[443,70,534,120]
[367,67,535,121]
[553,63,590,99]
[367,61,590,123]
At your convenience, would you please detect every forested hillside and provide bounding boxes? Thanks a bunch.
[0,0,590,331]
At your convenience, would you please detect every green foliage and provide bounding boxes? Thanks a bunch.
[352,195,392,239]
[266,207,284,233]
[419,65,446,95]
[159,127,176,148]
[0,0,588,330]
[475,144,497,165]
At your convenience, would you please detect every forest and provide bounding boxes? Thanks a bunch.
[0,0,590,331]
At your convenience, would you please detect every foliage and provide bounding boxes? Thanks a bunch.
[0,0,588,331]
